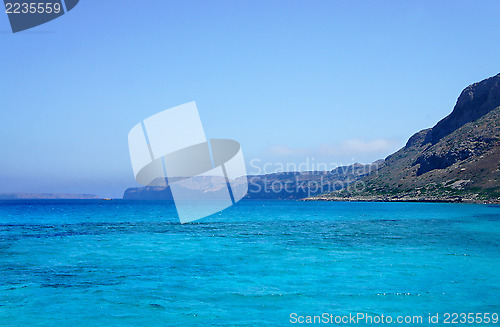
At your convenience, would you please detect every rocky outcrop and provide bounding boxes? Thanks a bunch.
[425,73,500,144]
[414,136,495,175]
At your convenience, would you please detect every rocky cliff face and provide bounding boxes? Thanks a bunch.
[317,73,500,203]
[425,73,500,144]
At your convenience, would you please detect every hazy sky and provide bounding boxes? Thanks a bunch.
[1,0,499,197]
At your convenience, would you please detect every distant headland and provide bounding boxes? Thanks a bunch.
[0,193,99,200]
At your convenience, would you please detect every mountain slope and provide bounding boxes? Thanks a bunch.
[312,73,500,203]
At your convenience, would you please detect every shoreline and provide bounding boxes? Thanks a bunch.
[303,195,500,205]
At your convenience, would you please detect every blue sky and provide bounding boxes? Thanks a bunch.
[1,0,499,198]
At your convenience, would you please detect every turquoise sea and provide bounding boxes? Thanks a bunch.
[0,200,499,326]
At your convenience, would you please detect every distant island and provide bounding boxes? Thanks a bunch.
[0,193,99,200]
[309,73,500,204]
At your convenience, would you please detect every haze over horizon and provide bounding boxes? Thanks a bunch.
[1,0,499,198]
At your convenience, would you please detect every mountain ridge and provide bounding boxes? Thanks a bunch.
[310,73,500,203]
[122,161,382,200]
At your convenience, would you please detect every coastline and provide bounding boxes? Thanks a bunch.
[303,195,500,204]
[0,193,99,200]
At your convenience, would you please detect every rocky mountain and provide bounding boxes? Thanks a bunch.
[122,162,382,200]
[311,73,500,203]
